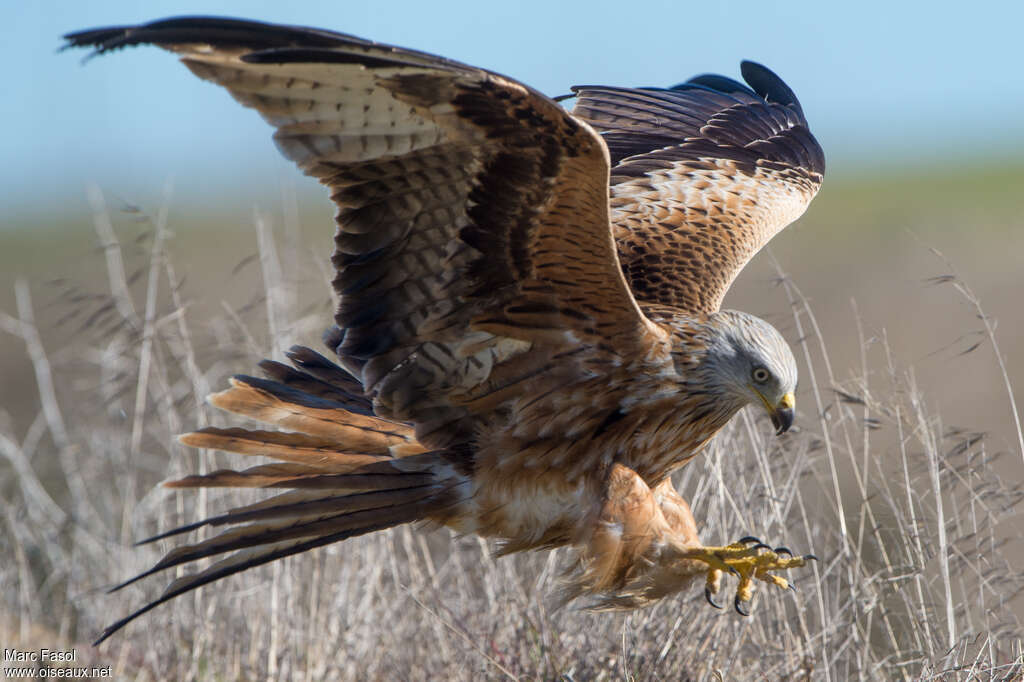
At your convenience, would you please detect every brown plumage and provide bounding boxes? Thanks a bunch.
[63,16,824,644]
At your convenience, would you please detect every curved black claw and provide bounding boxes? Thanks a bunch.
[738,536,762,545]
[803,554,820,562]
[774,546,793,557]
[705,586,724,610]
[734,595,751,617]
[787,582,797,593]
[751,542,772,552]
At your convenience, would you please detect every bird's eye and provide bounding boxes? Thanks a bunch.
[751,367,771,383]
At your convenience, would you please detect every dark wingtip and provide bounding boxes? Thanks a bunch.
[740,60,804,117]
[681,73,756,98]
[60,24,139,60]
[59,16,299,59]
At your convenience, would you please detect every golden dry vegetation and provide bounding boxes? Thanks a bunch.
[1,162,1022,679]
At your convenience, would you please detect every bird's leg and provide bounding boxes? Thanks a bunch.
[680,537,817,615]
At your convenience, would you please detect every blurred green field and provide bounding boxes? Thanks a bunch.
[5,161,1023,453]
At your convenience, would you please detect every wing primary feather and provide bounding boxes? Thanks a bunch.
[677,74,756,97]
[240,47,430,69]
[740,60,804,117]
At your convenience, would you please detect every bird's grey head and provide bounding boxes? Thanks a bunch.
[704,310,798,434]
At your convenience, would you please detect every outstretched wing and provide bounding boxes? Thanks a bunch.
[569,62,825,314]
[64,17,664,446]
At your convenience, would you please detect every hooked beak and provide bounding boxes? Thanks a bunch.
[770,402,794,435]
[754,389,795,435]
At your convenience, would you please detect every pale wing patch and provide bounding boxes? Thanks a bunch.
[609,157,821,313]
[182,57,455,165]
[612,159,817,246]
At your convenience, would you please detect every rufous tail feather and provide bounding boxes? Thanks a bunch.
[95,346,465,645]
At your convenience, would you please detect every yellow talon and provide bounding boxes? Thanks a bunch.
[705,569,725,609]
[682,537,814,615]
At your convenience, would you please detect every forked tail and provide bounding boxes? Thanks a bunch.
[96,346,465,644]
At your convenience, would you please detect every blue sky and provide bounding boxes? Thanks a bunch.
[6,0,1024,222]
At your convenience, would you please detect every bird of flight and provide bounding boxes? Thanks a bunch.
[63,16,825,645]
